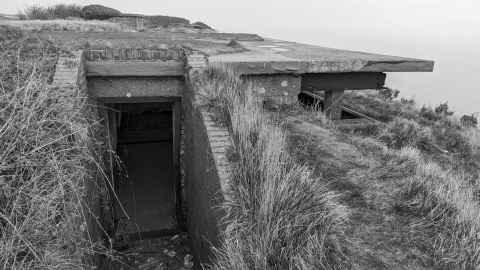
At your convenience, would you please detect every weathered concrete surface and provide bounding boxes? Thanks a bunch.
[85,60,184,77]
[246,74,301,104]
[40,31,261,56]
[183,53,232,269]
[87,77,184,98]
[209,39,434,74]
[301,72,386,91]
[85,48,182,61]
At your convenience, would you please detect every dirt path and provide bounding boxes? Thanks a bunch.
[112,233,194,270]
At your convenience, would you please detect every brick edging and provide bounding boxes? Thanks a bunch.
[200,111,233,194]
[186,52,233,195]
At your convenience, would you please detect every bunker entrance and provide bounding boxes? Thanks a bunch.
[106,101,183,240]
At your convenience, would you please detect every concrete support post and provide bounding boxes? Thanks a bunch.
[324,89,344,120]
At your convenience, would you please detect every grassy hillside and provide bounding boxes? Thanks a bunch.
[1,19,125,32]
[196,67,480,269]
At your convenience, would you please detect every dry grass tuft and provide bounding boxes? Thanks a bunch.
[193,66,352,270]
[399,159,480,269]
[0,36,112,269]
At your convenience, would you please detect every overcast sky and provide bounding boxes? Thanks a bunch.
[3,0,479,114]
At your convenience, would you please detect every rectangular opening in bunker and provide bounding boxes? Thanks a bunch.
[108,102,181,238]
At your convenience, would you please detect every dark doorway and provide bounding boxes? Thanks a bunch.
[108,101,182,239]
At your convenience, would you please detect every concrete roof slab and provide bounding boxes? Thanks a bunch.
[209,39,434,74]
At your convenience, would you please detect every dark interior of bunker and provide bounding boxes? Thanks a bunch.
[105,102,184,242]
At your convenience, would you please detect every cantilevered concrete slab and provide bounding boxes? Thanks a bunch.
[209,38,434,119]
[209,39,434,74]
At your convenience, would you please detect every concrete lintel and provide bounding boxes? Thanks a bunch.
[85,61,184,77]
[87,77,184,99]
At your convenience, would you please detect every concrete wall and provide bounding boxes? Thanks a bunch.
[84,48,182,61]
[245,74,301,104]
[183,53,232,268]
[87,77,184,99]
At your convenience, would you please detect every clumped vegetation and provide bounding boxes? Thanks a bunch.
[0,29,112,269]
[193,67,352,269]
[19,4,84,20]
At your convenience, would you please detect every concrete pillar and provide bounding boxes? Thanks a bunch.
[324,89,344,120]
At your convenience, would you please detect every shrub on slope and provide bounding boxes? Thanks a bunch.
[193,67,351,270]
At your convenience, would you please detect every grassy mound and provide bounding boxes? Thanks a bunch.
[192,67,352,269]
[0,32,112,269]
[81,4,122,20]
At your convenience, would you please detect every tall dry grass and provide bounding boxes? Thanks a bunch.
[0,43,112,268]
[399,157,480,269]
[193,66,351,270]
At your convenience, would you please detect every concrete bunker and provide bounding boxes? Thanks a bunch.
[76,44,433,268]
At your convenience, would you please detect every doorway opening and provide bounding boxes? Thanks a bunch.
[105,99,183,241]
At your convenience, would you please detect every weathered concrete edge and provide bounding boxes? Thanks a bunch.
[87,77,184,99]
[209,59,435,75]
[188,53,233,197]
[199,110,233,196]
[52,51,85,89]
[85,60,185,77]
[184,53,234,268]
